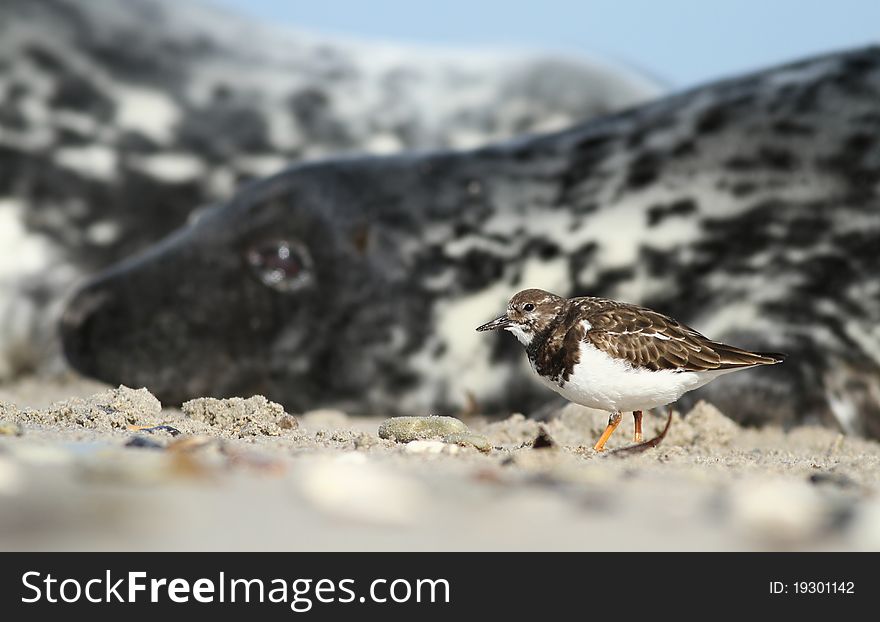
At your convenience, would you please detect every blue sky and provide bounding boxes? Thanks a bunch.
[211,0,879,87]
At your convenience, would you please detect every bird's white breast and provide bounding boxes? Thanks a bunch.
[505,324,534,347]
[532,340,735,412]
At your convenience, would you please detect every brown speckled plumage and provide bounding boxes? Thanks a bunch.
[477,288,787,451]
[495,289,785,383]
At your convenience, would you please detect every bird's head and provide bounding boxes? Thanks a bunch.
[476,288,566,346]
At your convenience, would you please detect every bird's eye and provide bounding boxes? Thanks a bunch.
[245,239,313,293]
[523,303,535,312]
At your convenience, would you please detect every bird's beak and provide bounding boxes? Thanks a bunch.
[476,315,511,332]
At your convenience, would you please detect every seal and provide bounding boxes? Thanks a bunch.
[61,47,880,437]
[0,0,655,380]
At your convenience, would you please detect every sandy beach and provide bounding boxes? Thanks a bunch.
[1,376,878,552]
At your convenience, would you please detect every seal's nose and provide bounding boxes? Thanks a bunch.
[60,285,116,375]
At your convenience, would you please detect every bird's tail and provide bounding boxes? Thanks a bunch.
[713,344,787,368]
[755,351,787,364]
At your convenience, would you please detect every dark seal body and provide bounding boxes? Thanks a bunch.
[62,47,880,437]
[0,0,654,379]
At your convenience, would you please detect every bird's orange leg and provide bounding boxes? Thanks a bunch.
[594,412,622,451]
[633,410,643,443]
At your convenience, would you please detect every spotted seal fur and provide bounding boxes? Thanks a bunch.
[0,0,656,379]
[62,47,880,436]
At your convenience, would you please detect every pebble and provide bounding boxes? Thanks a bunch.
[378,416,468,442]
[0,421,23,436]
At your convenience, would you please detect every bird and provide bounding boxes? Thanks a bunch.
[476,289,786,451]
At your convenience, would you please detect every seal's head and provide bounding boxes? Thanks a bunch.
[60,156,442,409]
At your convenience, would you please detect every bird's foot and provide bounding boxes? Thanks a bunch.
[593,412,623,451]
[632,410,643,444]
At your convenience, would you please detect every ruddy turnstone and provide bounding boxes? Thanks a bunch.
[476,289,786,451]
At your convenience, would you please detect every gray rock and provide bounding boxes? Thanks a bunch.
[378,416,468,443]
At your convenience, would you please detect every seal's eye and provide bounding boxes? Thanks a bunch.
[523,303,535,312]
[245,239,313,293]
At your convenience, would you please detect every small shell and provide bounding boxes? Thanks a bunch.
[126,424,181,436]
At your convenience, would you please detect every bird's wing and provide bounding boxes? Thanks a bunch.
[582,304,783,372]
